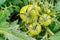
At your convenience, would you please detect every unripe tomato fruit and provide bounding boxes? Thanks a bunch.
[39,14,51,26]
[27,23,42,36]
[20,5,41,23]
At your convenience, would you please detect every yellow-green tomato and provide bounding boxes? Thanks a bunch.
[27,23,42,36]
[20,5,41,23]
[39,14,51,26]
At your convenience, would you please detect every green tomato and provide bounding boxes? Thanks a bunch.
[27,23,42,36]
[20,5,41,23]
[39,14,51,26]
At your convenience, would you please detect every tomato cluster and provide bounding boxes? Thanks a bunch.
[20,3,53,36]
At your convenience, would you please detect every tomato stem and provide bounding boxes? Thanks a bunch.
[46,27,54,36]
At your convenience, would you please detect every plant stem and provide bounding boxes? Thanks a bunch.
[46,27,54,36]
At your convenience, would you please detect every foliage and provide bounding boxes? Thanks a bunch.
[0,0,60,40]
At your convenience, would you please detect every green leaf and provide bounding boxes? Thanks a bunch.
[0,9,12,22]
[4,9,11,19]
[0,10,7,22]
[15,6,20,12]
[0,0,6,5]
[55,0,60,2]
[12,0,23,5]
[52,1,60,12]
[0,20,18,30]
[0,21,10,28]
[7,7,14,13]
[0,37,5,40]
[49,31,60,40]
[53,22,60,32]
[0,21,36,40]
[55,31,60,35]
[56,14,60,21]
[5,30,36,40]
[23,0,28,5]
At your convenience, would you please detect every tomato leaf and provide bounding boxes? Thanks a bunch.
[15,6,20,12]
[0,21,36,40]
[49,31,60,40]
[52,22,60,32]
[52,1,60,12]
[0,0,6,5]
[23,0,28,5]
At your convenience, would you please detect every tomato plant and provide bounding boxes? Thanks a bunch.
[0,0,60,40]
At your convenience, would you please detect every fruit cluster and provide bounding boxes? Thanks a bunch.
[20,3,54,36]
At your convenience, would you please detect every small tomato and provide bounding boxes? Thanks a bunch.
[27,23,42,36]
[20,5,41,23]
[39,14,51,26]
